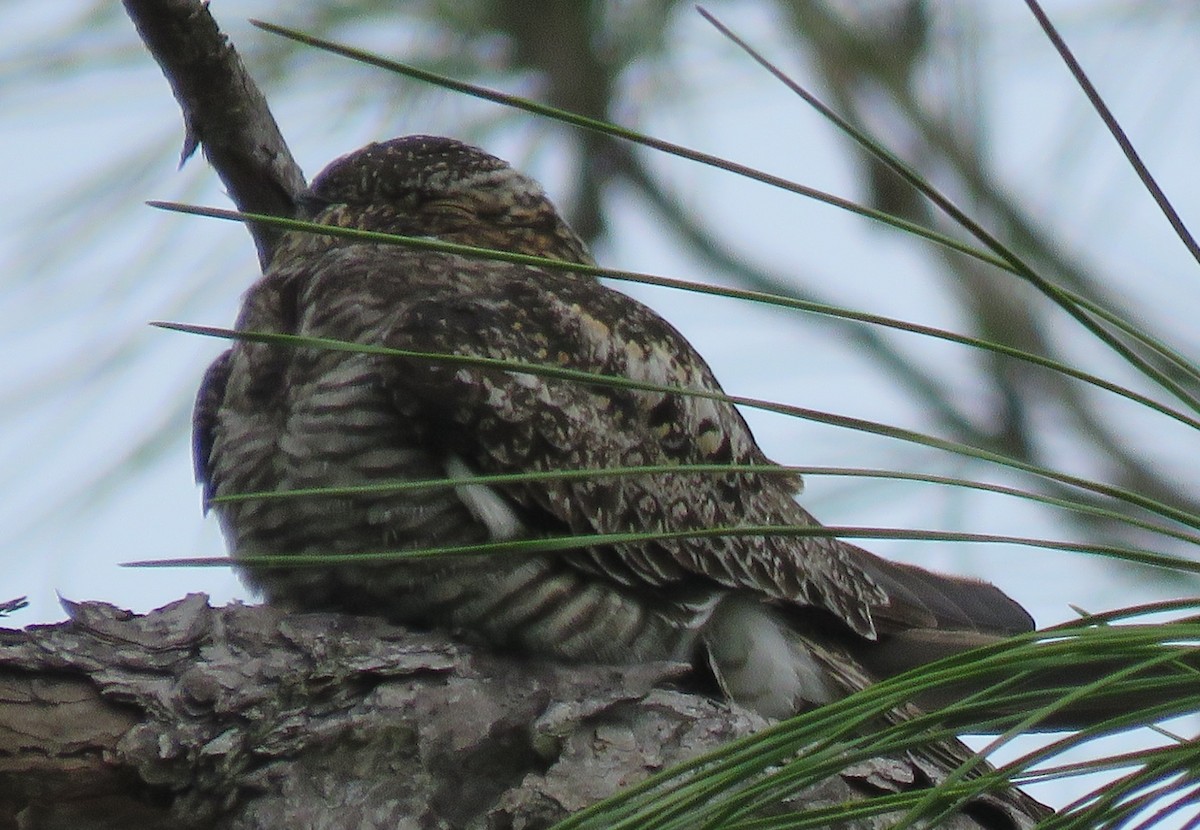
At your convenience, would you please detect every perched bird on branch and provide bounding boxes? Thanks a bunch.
[194,135,1065,823]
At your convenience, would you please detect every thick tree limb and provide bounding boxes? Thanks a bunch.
[123,0,307,268]
[1,597,1023,829]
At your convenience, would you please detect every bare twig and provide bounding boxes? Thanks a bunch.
[123,0,306,268]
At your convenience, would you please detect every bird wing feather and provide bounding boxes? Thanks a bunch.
[195,245,1034,643]
[193,348,233,506]
[372,248,901,639]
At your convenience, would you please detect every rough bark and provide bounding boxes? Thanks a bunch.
[1,596,1022,830]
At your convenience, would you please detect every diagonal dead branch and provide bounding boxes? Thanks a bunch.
[123,0,306,268]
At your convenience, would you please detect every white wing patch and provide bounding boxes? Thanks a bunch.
[445,454,525,540]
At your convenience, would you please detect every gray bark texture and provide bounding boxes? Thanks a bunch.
[0,595,1010,830]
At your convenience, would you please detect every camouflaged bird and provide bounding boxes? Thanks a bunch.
[193,135,1051,716]
[193,135,1047,725]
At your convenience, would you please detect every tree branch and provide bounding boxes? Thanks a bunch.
[1,597,1025,829]
[123,0,306,268]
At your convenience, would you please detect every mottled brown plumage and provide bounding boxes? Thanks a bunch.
[195,136,1049,825]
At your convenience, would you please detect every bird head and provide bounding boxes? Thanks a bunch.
[297,135,593,266]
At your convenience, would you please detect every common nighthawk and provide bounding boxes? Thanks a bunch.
[195,135,1051,824]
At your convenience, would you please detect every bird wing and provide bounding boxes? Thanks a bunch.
[371,248,1030,641]
[193,348,233,507]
